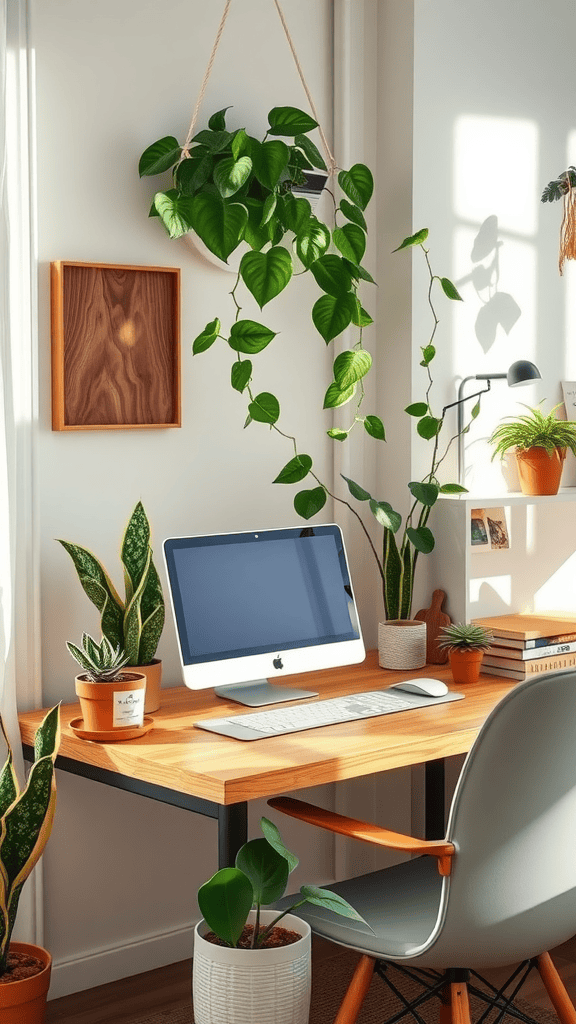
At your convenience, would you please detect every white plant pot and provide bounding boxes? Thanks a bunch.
[193,909,311,1024]
[378,619,427,670]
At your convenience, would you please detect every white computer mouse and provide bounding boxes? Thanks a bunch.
[390,678,449,698]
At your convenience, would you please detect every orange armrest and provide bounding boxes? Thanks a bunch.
[267,796,455,876]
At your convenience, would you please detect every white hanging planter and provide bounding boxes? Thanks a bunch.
[192,909,312,1024]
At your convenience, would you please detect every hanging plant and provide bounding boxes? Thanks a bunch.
[541,167,576,274]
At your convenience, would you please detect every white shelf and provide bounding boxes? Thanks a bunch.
[438,488,576,506]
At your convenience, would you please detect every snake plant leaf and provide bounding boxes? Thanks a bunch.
[369,500,402,533]
[333,224,366,266]
[267,106,318,137]
[300,885,368,924]
[250,139,290,192]
[259,817,299,873]
[121,501,150,597]
[213,156,253,199]
[312,292,356,343]
[382,530,402,620]
[341,475,371,502]
[408,481,439,507]
[294,486,327,520]
[176,153,213,196]
[339,200,367,231]
[228,320,276,354]
[392,228,429,252]
[193,318,221,355]
[240,247,293,308]
[333,350,372,391]
[138,136,181,177]
[273,455,312,484]
[399,543,415,620]
[153,190,195,239]
[338,164,374,211]
[0,721,18,821]
[406,525,435,554]
[198,867,254,948]
[248,392,280,425]
[323,380,356,409]
[295,217,331,269]
[309,255,352,298]
[293,133,327,172]
[208,106,232,131]
[58,541,124,648]
[138,559,165,665]
[236,838,289,906]
[188,193,248,262]
[123,546,151,665]
[364,415,385,440]
[440,277,463,301]
[231,359,252,393]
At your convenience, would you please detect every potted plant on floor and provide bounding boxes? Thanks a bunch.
[437,622,493,684]
[57,502,165,713]
[489,402,576,495]
[67,633,148,738]
[0,703,60,1023]
[193,815,366,1024]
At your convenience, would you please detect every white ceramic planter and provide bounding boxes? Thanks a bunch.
[378,619,427,670]
[193,909,311,1024]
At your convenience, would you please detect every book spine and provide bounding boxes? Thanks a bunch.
[483,652,576,678]
[486,640,576,662]
[482,664,525,679]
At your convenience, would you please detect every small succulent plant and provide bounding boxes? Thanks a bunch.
[67,633,129,682]
[437,622,493,652]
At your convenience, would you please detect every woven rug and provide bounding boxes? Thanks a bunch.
[128,951,561,1024]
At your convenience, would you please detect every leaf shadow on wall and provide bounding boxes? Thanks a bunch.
[465,215,522,353]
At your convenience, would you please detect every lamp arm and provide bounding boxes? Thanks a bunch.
[456,379,493,485]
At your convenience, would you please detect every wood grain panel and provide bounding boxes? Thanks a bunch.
[19,652,516,807]
[51,262,180,430]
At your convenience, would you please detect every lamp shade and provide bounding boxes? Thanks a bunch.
[506,360,541,387]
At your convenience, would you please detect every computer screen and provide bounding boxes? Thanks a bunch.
[163,524,365,706]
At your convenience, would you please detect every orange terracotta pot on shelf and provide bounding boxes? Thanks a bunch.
[0,942,52,1024]
[75,672,146,732]
[449,649,484,685]
[515,446,566,495]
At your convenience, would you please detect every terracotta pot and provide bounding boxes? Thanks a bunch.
[378,620,427,670]
[75,672,146,732]
[128,659,162,714]
[449,649,484,685]
[0,942,51,1024]
[515,446,566,495]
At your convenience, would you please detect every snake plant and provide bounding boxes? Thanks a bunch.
[67,633,129,682]
[0,704,60,974]
[57,502,164,666]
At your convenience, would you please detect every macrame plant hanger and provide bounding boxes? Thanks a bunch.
[558,177,576,275]
[180,0,337,182]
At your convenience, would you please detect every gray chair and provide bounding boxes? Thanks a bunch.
[269,669,576,1024]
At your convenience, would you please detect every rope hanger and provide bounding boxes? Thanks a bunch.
[182,0,336,176]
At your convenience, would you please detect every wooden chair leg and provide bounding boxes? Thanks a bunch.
[333,954,376,1024]
[448,982,472,1024]
[536,952,576,1024]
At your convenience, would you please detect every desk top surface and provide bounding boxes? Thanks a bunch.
[18,651,516,806]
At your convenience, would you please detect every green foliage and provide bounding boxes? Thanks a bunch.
[197,817,366,949]
[66,633,129,682]
[0,705,60,973]
[489,403,576,458]
[437,622,493,652]
[57,502,164,666]
[541,167,576,203]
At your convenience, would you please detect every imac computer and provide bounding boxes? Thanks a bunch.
[163,523,365,706]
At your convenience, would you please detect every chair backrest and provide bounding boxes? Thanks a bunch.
[428,669,576,968]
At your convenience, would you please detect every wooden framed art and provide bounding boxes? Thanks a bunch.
[51,261,181,430]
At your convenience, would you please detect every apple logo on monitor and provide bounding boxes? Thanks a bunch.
[273,656,283,670]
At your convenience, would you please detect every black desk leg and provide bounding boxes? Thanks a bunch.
[218,803,248,868]
[424,758,445,840]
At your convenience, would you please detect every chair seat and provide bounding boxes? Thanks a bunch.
[276,855,443,960]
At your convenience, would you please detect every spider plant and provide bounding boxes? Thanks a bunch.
[489,403,576,459]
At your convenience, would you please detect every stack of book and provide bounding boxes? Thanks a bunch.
[472,613,576,680]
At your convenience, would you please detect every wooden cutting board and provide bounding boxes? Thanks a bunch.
[414,589,451,664]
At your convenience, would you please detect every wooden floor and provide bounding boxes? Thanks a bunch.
[46,935,576,1024]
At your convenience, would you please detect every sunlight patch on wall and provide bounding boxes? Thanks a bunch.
[454,116,539,236]
[533,551,576,613]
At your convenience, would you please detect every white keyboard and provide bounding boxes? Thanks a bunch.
[196,687,463,741]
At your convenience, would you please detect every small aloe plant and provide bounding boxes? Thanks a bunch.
[437,622,493,652]
[0,704,60,974]
[67,633,129,682]
[198,817,368,949]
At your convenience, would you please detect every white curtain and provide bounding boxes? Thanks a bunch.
[1,0,43,945]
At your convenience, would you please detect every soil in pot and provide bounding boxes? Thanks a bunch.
[205,924,303,949]
[0,951,45,984]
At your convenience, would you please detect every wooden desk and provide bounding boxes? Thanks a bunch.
[18,651,515,867]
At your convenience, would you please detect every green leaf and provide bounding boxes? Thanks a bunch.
[309,255,352,298]
[392,228,429,252]
[231,360,252,393]
[294,486,327,520]
[440,483,468,493]
[294,134,327,171]
[440,277,463,301]
[282,194,311,234]
[57,540,124,648]
[153,190,195,239]
[138,136,181,177]
[406,525,435,554]
[250,139,290,191]
[248,392,280,424]
[417,416,441,439]
[236,838,289,907]
[260,817,299,873]
[273,455,312,484]
[405,402,428,417]
[339,200,367,231]
[323,381,356,409]
[341,474,371,502]
[420,344,435,366]
[260,193,277,226]
[188,193,248,262]
[208,107,232,131]
[198,867,254,948]
[364,415,385,440]
[327,428,348,441]
[408,481,439,506]
[333,349,372,390]
[470,401,481,420]
[333,223,366,265]
[312,292,356,343]
[300,885,367,924]
[239,246,293,308]
[369,499,402,532]
[213,156,253,199]
[351,300,373,328]
[268,106,318,136]
[191,129,232,153]
[176,153,213,195]
[228,320,276,354]
[192,318,221,354]
[295,218,331,268]
[338,164,373,210]
[231,128,250,160]
[243,198,272,251]
[346,261,376,284]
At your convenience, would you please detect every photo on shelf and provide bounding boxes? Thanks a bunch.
[470,507,509,552]
[561,381,576,419]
